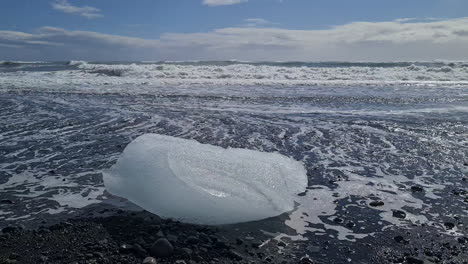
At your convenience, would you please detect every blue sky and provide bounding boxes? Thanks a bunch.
[1,0,468,61]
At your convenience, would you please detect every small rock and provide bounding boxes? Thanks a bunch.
[235,238,244,245]
[369,201,384,207]
[457,237,466,244]
[444,222,455,230]
[333,217,344,223]
[2,226,19,234]
[185,236,200,244]
[277,241,286,247]
[0,199,14,204]
[93,252,104,259]
[98,238,108,245]
[394,236,408,244]
[150,238,174,258]
[175,261,187,264]
[297,191,307,197]
[132,243,147,256]
[142,257,157,264]
[392,210,406,219]
[251,240,262,248]
[411,186,424,192]
[300,257,314,263]
[345,222,355,229]
[167,234,178,243]
[406,257,424,264]
[227,249,243,261]
[177,247,192,258]
[119,244,134,254]
[156,230,164,238]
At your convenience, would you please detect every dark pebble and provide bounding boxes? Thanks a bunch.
[410,186,424,192]
[394,236,408,244]
[300,257,314,263]
[227,249,243,260]
[444,222,455,230]
[406,256,424,264]
[0,199,14,204]
[185,236,200,244]
[2,226,20,234]
[150,238,174,258]
[369,201,384,207]
[132,243,147,256]
[457,237,466,244]
[392,210,406,219]
[251,241,262,248]
[333,217,344,223]
[143,257,157,264]
[119,244,133,254]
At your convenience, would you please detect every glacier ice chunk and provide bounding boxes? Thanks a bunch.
[103,134,307,225]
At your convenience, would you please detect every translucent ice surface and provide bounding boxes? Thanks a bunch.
[103,134,307,225]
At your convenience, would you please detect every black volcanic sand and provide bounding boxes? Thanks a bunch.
[0,208,467,264]
[1,91,468,264]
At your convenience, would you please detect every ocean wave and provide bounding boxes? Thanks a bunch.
[1,61,468,93]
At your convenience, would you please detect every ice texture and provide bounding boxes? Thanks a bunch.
[103,134,308,225]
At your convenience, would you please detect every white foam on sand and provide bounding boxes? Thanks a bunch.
[103,134,308,225]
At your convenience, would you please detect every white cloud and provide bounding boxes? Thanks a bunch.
[1,17,468,61]
[203,0,248,6]
[242,18,278,27]
[51,0,102,19]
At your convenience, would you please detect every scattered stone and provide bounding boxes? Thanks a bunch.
[277,241,286,247]
[185,236,200,244]
[150,238,174,258]
[457,237,467,244]
[251,240,262,248]
[394,236,408,244]
[345,222,355,229]
[369,201,384,207]
[227,249,243,261]
[297,191,307,197]
[333,217,344,223]
[392,210,406,219]
[444,222,455,230]
[175,260,187,264]
[406,256,424,264]
[411,186,424,192]
[142,257,157,264]
[132,243,147,256]
[0,199,14,204]
[300,256,314,263]
[177,247,192,258]
[235,238,244,245]
[167,234,178,243]
[119,244,134,254]
[2,226,20,234]
[156,230,164,238]
[93,252,104,258]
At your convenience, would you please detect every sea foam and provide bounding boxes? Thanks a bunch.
[103,134,308,225]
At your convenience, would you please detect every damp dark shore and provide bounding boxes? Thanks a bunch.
[1,83,467,264]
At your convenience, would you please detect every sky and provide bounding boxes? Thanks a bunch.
[1,0,468,61]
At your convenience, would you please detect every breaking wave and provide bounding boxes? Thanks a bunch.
[1,61,468,92]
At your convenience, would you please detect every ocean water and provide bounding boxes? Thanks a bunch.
[0,61,467,261]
